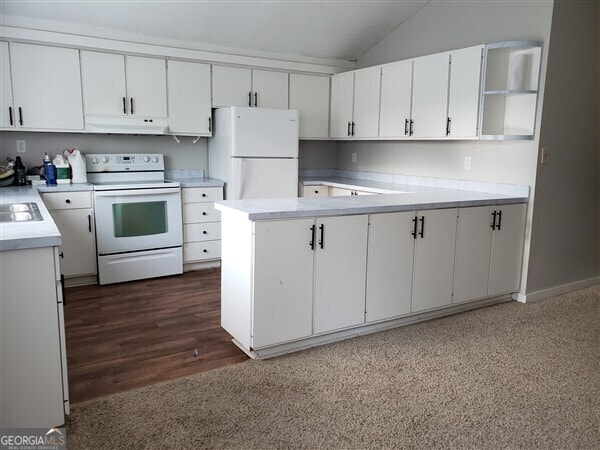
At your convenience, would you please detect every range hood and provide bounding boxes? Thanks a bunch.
[85,116,169,135]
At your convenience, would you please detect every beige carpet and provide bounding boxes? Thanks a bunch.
[66,286,599,449]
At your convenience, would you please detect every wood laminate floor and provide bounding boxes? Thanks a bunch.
[64,268,248,404]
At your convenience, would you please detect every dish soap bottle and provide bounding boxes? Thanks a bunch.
[43,153,57,186]
[14,156,27,186]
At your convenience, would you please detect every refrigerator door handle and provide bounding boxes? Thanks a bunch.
[234,158,246,199]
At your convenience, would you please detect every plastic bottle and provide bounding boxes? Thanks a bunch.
[14,156,27,186]
[53,154,71,184]
[64,148,87,183]
[43,153,57,186]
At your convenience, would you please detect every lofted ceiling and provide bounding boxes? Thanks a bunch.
[0,0,429,63]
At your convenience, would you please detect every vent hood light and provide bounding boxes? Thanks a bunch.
[85,116,168,135]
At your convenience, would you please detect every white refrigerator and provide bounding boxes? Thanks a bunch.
[208,106,299,199]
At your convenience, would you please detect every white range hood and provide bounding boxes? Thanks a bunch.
[85,116,168,134]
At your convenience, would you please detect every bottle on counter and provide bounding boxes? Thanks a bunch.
[43,153,57,186]
[14,156,27,186]
[53,154,71,184]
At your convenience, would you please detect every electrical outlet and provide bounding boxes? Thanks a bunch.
[352,152,357,163]
[464,156,471,170]
[540,147,549,164]
[16,140,26,153]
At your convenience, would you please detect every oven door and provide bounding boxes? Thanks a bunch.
[94,187,183,255]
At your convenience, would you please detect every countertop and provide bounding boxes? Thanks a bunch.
[36,183,94,193]
[0,186,62,251]
[215,176,529,221]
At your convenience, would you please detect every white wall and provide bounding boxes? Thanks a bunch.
[337,0,555,296]
[526,0,600,293]
[0,132,207,172]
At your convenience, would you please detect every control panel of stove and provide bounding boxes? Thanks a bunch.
[86,153,165,172]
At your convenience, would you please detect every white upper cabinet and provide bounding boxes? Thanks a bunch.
[330,71,354,138]
[352,66,381,138]
[126,56,167,117]
[379,59,413,138]
[252,69,288,109]
[330,67,381,138]
[289,73,330,139]
[447,45,483,139]
[81,51,166,117]
[0,42,14,129]
[10,43,83,130]
[212,66,288,109]
[80,51,126,116]
[212,65,252,107]
[167,60,212,135]
[411,52,450,138]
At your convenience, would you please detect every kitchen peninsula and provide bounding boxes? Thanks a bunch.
[216,175,528,358]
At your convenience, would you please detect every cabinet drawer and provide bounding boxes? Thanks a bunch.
[183,203,221,223]
[301,185,329,197]
[184,240,221,262]
[184,222,221,242]
[182,187,223,203]
[42,191,92,210]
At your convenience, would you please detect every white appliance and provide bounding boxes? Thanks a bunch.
[87,153,183,285]
[209,107,299,199]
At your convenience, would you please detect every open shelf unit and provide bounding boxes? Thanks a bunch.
[479,41,543,140]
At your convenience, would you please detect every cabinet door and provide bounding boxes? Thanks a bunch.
[329,187,353,196]
[411,53,450,138]
[80,51,127,116]
[489,203,526,296]
[0,42,14,129]
[1,247,65,427]
[167,60,211,135]
[352,66,381,138]
[447,45,483,138]
[366,212,414,322]
[10,43,83,130]
[252,69,288,109]
[126,56,167,117]
[453,206,494,304]
[329,71,354,138]
[253,219,314,348]
[314,215,368,333]
[412,208,457,312]
[212,65,252,107]
[50,209,97,277]
[289,73,330,139]
[379,60,413,138]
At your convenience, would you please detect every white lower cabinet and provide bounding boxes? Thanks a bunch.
[488,203,527,295]
[220,202,525,357]
[182,186,223,264]
[411,208,458,312]
[0,246,68,427]
[366,212,414,322]
[42,191,97,281]
[253,219,314,348]
[313,215,368,333]
[453,203,527,303]
[301,185,330,197]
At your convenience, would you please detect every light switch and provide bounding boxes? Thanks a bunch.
[464,156,471,170]
[352,152,357,163]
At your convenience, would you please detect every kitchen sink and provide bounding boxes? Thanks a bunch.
[0,202,43,222]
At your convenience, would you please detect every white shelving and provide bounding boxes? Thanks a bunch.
[479,41,543,140]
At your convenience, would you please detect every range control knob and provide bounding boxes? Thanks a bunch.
[91,157,99,164]
[143,156,151,163]
[151,156,159,163]
[101,156,109,163]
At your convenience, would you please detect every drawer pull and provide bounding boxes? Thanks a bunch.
[203,249,208,253]
[202,231,207,234]
[65,199,71,204]
[202,193,207,197]
[202,212,207,216]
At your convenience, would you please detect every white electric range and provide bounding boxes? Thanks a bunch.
[87,153,183,285]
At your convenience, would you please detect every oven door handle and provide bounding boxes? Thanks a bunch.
[94,188,180,197]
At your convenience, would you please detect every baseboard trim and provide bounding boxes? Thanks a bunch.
[514,276,600,303]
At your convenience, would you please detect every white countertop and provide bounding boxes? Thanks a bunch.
[215,176,529,221]
[167,177,224,188]
[0,186,61,251]
[36,183,94,193]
